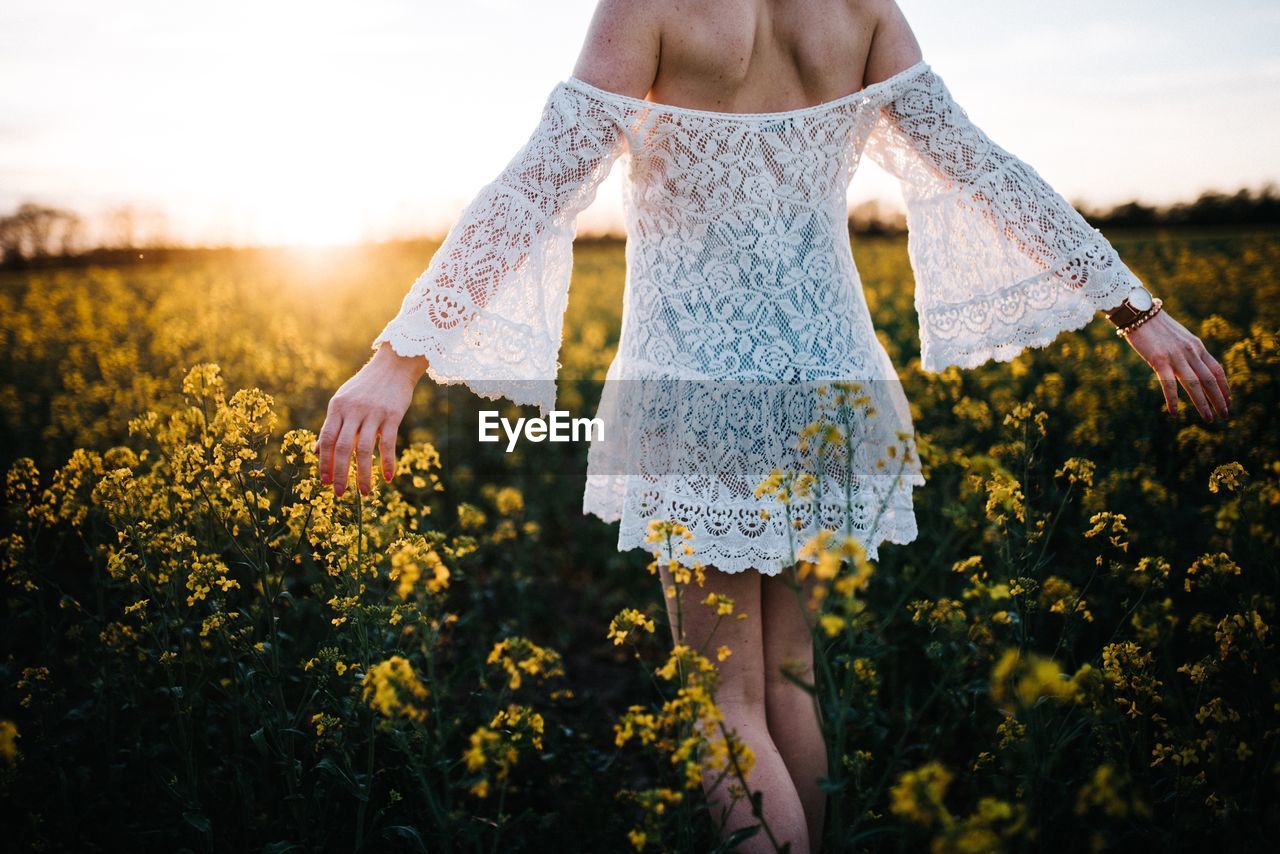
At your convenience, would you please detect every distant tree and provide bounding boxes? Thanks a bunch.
[848,198,906,235]
[0,215,18,265]
[0,202,83,262]
[1081,184,1279,229]
[1104,201,1160,227]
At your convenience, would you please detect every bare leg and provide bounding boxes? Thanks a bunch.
[657,561,811,854]
[762,567,828,852]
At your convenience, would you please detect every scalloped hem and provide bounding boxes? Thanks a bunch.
[583,470,926,576]
[919,260,1137,374]
[587,504,921,576]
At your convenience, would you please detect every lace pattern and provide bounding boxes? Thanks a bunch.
[862,66,1137,370]
[371,83,631,416]
[373,61,1144,574]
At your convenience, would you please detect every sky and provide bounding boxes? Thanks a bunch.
[1,0,1277,246]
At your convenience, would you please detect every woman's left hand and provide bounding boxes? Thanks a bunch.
[1121,309,1231,422]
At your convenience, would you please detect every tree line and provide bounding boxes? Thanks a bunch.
[848,182,1280,235]
[2,183,1277,269]
[0,203,172,269]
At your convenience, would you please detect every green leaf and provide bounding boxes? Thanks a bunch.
[182,810,211,835]
[382,825,428,853]
[315,755,367,801]
[261,841,306,854]
[250,726,270,756]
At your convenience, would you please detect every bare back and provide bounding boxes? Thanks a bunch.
[571,0,923,113]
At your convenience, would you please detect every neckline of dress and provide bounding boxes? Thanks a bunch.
[563,59,929,121]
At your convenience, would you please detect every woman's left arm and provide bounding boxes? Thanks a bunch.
[314,1,660,497]
[862,75,1229,420]
[859,3,1230,422]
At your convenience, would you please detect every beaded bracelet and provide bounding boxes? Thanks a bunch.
[1116,297,1164,338]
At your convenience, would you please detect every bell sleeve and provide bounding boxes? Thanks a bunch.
[862,63,1141,372]
[371,82,630,416]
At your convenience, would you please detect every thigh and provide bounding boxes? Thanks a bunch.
[761,566,820,685]
[657,561,765,704]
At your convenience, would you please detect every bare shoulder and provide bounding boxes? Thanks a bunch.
[570,0,664,98]
[855,0,924,83]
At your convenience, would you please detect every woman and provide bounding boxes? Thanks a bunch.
[314,1,1232,850]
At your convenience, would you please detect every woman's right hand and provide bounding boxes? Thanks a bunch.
[1121,309,1231,423]
[313,343,428,496]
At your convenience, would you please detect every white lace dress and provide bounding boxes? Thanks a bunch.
[371,60,1139,575]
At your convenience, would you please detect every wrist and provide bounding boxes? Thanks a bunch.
[1114,297,1164,338]
[1103,283,1156,328]
[375,341,429,380]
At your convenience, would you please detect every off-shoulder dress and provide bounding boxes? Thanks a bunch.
[371,60,1139,575]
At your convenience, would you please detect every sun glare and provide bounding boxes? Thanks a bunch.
[1,2,1276,248]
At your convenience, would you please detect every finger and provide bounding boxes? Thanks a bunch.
[316,413,343,485]
[1190,349,1229,421]
[379,417,401,482]
[1172,354,1213,422]
[355,418,377,495]
[1154,362,1180,418]
[331,419,360,497]
[1197,350,1231,418]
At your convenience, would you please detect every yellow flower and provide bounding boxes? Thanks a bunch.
[889,760,953,826]
[608,609,657,646]
[1101,641,1163,718]
[398,442,443,491]
[654,644,717,686]
[990,647,1083,711]
[1208,461,1247,494]
[0,720,19,764]
[486,636,565,691]
[1074,763,1151,819]
[754,468,784,501]
[463,704,545,798]
[984,472,1026,526]
[1183,551,1241,592]
[389,538,450,599]
[493,485,525,516]
[360,655,429,722]
[310,712,340,739]
[1084,511,1129,551]
[457,502,487,530]
[1040,575,1094,623]
[645,519,693,545]
[703,592,735,616]
[1002,401,1048,436]
[819,613,846,637]
[1055,457,1096,487]
[465,726,498,773]
[908,597,965,626]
